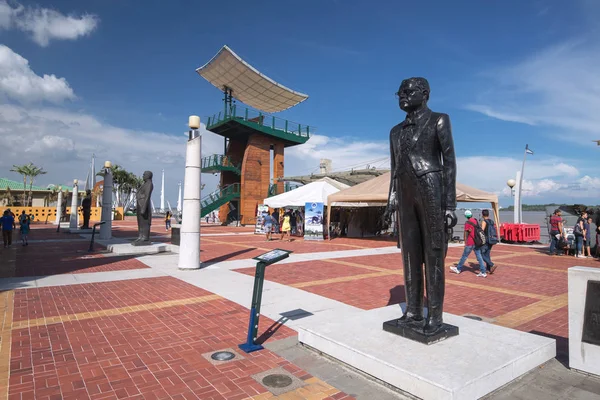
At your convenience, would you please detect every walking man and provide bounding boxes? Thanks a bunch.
[480,209,498,273]
[450,210,487,277]
[1,210,16,248]
[548,209,564,256]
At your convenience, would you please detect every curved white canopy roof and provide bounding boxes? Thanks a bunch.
[196,45,309,113]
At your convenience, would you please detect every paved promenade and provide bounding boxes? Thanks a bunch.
[0,220,599,399]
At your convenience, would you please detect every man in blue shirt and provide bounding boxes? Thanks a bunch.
[1,210,16,248]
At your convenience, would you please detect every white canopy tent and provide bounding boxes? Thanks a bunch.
[327,172,500,227]
[264,178,349,208]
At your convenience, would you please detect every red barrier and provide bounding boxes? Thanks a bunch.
[499,223,541,243]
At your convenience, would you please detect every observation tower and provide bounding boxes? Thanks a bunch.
[197,45,313,225]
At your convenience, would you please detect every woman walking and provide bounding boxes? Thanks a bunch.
[281,210,292,242]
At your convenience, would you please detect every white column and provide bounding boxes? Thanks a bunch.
[69,180,79,230]
[178,117,202,270]
[160,169,165,212]
[513,171,521,224]
[177,182,182,212]
[55,189,63,225]
[99,162,113,240]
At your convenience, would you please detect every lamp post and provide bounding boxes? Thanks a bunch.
[69,179,79,230]
[178,116,202,270]
[515,144,533,224]
[55,186,63,225]
[99,161,113,240]
[507,178,517,223]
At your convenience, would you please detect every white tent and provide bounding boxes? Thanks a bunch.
[264,178,349,208]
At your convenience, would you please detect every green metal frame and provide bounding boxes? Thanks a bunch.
[201,154,241,175]
[206,104,312,145]
[200,183,240,217]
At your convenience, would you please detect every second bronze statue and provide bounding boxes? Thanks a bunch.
[133,171,154,246]
[383,77,458,344]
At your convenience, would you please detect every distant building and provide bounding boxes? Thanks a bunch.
[0,178,82,207]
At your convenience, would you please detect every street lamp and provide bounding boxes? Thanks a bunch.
[507,179,516,197]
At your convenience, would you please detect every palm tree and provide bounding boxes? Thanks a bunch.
[10,164,29,205]
[10,162,47,206]
[26,164,47,206]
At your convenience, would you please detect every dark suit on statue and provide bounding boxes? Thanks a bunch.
[388,106,456,325]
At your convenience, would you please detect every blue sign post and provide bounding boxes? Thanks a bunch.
[239,249,293,353]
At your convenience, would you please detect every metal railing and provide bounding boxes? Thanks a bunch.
[206,105,313,139]
[201,154,241,174]
[201,183,241,211]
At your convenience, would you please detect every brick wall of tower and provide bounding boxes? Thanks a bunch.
[218,139,245,223]
[239,134,285,225]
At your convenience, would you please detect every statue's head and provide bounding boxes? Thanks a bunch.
[86,189,91,196]
[143,171,153,181]
[397,77,430,112]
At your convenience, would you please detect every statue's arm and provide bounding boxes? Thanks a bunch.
[386,128,397,210]
[437,114,456,210]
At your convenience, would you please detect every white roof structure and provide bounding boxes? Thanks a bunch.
[264,178,349,208]
[197,45,309,113]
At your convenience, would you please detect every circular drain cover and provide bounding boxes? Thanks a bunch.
[211,351,235,361]
[262,374,293,388]
[464,315,482,321]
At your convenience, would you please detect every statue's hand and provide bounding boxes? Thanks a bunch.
[445,210,457,229]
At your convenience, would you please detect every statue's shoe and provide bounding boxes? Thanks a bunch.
[423,318,443,335]
[399,312,424,325]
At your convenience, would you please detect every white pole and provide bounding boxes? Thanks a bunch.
[178,116,202,270]
[160,169,165,213]
[177,182,182,212]
[513,171,520,224]
[91,154,96,189]
[69,180,79,230]
[55,189,63,225]
[516,145,531,224]
[99,162,113,240]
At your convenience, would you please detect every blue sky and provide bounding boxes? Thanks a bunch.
[1,0,599,207]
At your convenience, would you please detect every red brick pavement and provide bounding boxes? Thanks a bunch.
[7,278,351,400]
[14,242,148,277]
[12,277,213,322]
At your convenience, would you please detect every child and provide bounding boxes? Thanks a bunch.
[20,217,30,246]
[165,211,172,231]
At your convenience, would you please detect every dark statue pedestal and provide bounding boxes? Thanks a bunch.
[131,240,152,247]
[171,225,181,246]
[383,318,458,345]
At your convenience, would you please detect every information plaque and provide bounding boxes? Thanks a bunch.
[253,249,292,265]
[582,280,600,346]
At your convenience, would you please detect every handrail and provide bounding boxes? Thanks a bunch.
[206,104,314,139]
[201,183,240,208]
[201,154,240,171]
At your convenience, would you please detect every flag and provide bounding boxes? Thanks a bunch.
[525,145,534,155]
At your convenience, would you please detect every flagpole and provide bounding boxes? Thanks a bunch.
[517,144,532,224]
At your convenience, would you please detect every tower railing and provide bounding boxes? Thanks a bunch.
[206,104,313,139]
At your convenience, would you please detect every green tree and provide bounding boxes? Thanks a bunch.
[10,164,29,205]
[10,162,47,206]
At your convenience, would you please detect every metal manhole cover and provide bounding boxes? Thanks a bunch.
[210,351,235,361]
[262,374,293,388]
[464,315,482,321]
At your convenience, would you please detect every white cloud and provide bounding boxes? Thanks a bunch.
[286,134,389,176]
[466,39,600,140]
[0,0,98,46]
[0,103,224,206]
[0,45,75,103]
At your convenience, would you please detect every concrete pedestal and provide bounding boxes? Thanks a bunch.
[298,305,556,400]
[107,242,170,255]
[171,224,181,246]
[569,266,600,376]
[69,228,93,234]
[54,190,63,225]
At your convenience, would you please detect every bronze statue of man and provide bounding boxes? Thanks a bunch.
[81,189,92,229]
[133,171,154,246]
[383,77,458,342]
